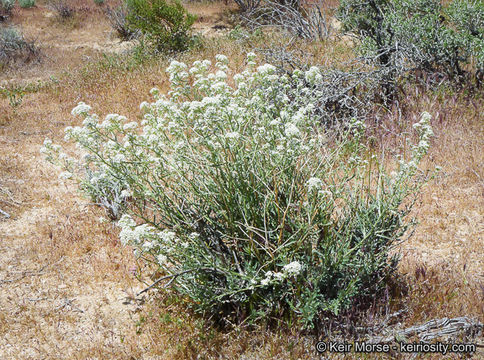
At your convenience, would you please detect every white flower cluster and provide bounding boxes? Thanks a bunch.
[306,177,323,192]
[412,111,434,160]
[117,214,187,266]
[260,261,303,286]
[71,102,91,116]
[305,66,323,84]
[118,214,152,246]
[392,112,434,182]
[349,117,366,138]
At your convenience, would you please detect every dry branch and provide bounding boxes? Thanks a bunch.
[369,317,484,344]
[0,207,10,218]
[244,0,333,40]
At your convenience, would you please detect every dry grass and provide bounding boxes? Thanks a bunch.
[0,1,483,359]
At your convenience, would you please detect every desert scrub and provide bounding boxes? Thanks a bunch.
[105,3,139,41]
[337,0,484,84]
[0,0,14,17]
[42,54,435,328]
[125,0,196,51]
[0,26,39,69]
[48,0,74,18]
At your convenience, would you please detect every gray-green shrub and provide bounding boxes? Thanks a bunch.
[0,26,39,68]
[0,0,15,17]
[337,0,484,83]
[42,54,434,328]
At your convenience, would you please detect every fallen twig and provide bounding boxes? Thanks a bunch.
[0,257,64,284]
[55,297,84,313]
[0,207,10,218]
[137,269,196,296]
[369,316,484,344]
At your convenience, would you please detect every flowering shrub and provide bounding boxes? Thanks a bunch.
[42,54,434,327]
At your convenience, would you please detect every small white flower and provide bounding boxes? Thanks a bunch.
[283,261,302,276]
[306,177,323,191]
[233,74,244,84]
[140,101,150,111]
[305,66,322,84]
[257,64,276,75]
[58,171,72,180]
[215,70,227,80]
[123,122,138,131]
[118,214,136,228]
[160,230,177,243]
[112,154,126,163]
[157,254,167,265]
[120,189,132,198]
[189,232,199,240]
[71,102,91,116]
[273,272,285,281]
[284,123,300,137]
[225,132,240,139]
[142,241,155,251]
[215,54,229,64]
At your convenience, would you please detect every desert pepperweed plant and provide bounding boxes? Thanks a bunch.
[42,54,435,328]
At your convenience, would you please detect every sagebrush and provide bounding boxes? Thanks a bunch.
[105,3,139,41]
[337,0,484,84]
[48,0,74,18]
[0,26,39,69]
[0,0,14,17]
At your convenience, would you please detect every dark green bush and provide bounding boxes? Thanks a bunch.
[125,0,196,52]
[19,0,36,8]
